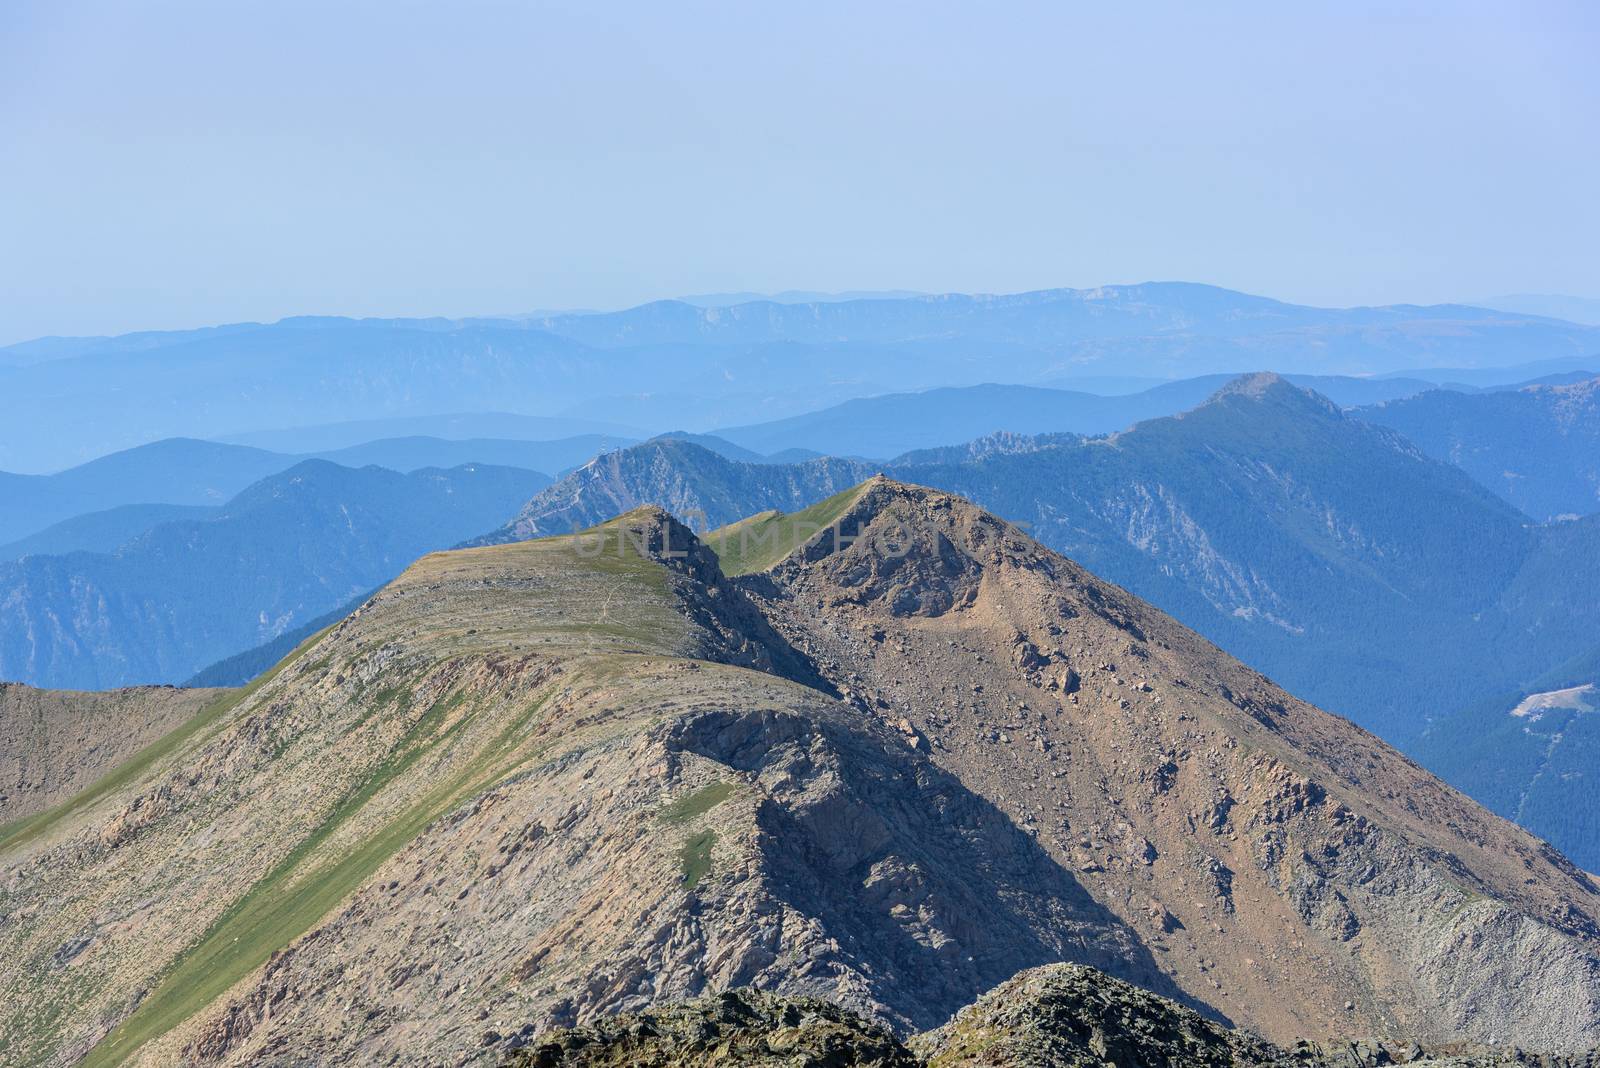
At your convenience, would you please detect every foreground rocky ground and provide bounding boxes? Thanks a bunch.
[514,963,1600,1068]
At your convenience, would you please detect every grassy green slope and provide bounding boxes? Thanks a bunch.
[705,482,870,575]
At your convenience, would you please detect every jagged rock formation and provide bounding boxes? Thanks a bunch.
[489,439,871,542]
[4,483,1599,1066]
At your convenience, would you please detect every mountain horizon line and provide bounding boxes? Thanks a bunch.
[8,279,1599,351]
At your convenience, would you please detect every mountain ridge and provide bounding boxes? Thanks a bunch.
[1358,376,1600,520]
[488,377,1600,866]
[6,480,1599,1064]
[0,460,546,689]
[6,284,1595,471]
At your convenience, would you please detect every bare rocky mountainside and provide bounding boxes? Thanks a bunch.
[487,375,1600,871]
[0,684,224,824]
[2,481,1598,1066]
[501,377,1588,760]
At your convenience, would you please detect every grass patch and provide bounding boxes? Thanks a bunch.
[659,780,738,825]
[706,483,869,576]
[679,830,717,890]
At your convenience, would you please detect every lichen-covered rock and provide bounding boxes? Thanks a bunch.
[910,963,1286,1068]
[511,965,1600,1068]
[508,988,919,1067]
[508,964,1600,1068]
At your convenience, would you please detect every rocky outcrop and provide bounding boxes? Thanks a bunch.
[912,963,1286,1068]
[509,989,918,1067]
[488,439,872,543]
[511,964,1600,1068]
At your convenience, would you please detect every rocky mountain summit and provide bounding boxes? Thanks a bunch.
[3,480,1598,1066]
[491,375,1600,872]
[722,479,1600,1049]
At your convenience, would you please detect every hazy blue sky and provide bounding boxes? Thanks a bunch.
[2,1,1597,343]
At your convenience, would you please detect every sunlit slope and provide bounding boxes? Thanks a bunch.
[1,512,734,1066]
[705,482,871,576]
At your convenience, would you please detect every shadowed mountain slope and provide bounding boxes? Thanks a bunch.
[0,508,1169,1067]
[493,391,1600,868]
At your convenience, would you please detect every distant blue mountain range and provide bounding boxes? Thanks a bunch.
[0,436,586,548]
[4,282,1595,471]
[0,461,545,689]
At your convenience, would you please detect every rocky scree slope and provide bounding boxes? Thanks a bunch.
[0,683,224,823]
[491,375,1600,877]
[720,478,1600,1052]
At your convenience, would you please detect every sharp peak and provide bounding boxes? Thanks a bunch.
[808,477,1044,556]
[595,503,698,534]
[851,473,967,507]
[1204,371,1341,414]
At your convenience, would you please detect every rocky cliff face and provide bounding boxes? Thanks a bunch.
[4,484,1599,1066]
